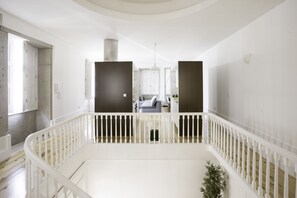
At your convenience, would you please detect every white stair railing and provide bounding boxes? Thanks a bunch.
[209,114,297,198]
[24,114,92,198]
[24,112,297,198]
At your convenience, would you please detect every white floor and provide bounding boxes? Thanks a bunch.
[72,159,209,198]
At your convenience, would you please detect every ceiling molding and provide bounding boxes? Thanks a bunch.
[73,0,218,21]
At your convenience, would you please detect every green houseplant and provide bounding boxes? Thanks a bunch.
[200,161,225,198]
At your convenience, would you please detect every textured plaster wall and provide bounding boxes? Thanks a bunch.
[0,30,8,137]
[8,111,36,145]
[36,48,52,130]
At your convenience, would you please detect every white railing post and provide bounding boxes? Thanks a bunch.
[258,144,263,197]
[193,115,196,143]
[295,163,297,198]
[229,127,233,165]
[182,115,185,143]
[198,114,201,143]
[274,153,279,198]
[283,158,289,198]
[246,137,251,183]
[220,122,223,154]
[265,148,271,198]
[241,134,245,178]
[237,132,241,173]
[223,125,226,158]
[233,130,237,169]
[252,140,257,190]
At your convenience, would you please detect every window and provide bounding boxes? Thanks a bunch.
[140,69,160,95]
[8,34,38,115]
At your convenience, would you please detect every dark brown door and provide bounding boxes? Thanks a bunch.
[95,61,132,112]
[178,61,203,112]
[95,62,133,138]
[178,61,203,138]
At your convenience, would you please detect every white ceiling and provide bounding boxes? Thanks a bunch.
[0,0,284,67]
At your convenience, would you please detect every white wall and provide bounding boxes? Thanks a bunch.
[1,11,87,123]
[200,0,297,153]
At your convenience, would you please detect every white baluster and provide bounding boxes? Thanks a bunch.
[201,115,204,143]
[237,133,241,173]
[100,115,103,143]
[167,115,170,143]
[233,130,237,169]
[294,162,297,198]
[95,115,98,143]
[154,114,156,144]
[196,115,199,143]
[182,115,185,143]
[44,133,48,163]
[241,135,245,178]
[193,115,195,143]
[246,138,251,183]
[110,115,113,143]
[120,116,122,143]
[50,132,54,166]
[214,121,219,150]
[172,116,175,143]
[252,140,257,189]
[115,115,117,143]
[283,158,289,198]
[273,153,279,198]
[129,115,132,143]
[265,148,271,198]
[187,115,190,143]
[220,122,223,154]
[258,144,263,197]
[223,125,226,158]
[229,127,233,165]
[124,115,128,143]
[105,116,108,143]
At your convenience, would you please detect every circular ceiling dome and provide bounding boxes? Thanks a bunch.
[74,0,216,19]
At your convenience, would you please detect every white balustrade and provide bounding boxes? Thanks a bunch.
[24,112,297,198]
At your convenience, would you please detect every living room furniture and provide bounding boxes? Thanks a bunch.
[139,96,161,113]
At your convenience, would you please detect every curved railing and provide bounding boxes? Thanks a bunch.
[24,114,92,198]
[24,112,297,198]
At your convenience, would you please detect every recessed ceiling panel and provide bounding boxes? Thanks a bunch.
[74,0,211,17]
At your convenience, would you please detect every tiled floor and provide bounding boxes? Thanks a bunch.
[0,143,26,198]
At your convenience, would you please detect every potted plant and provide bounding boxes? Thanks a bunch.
[200,161,225,198]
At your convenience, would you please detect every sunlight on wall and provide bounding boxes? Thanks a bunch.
[8,34,24,114]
